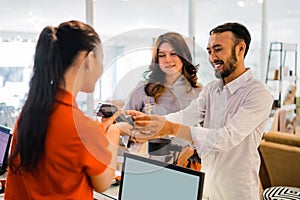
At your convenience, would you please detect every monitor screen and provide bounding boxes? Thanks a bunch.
[0,125,12,171]
[118,153,204,200]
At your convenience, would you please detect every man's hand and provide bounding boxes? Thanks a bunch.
[125,110,144,117]
[131,115,171,143]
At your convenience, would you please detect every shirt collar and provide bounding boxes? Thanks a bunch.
[56,88,78,108]
[166,75,187,89]
[218,68,253,94]
[173,76,186,86]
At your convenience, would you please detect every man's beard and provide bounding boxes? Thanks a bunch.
[214,70,222,79]
[214,47,238,79]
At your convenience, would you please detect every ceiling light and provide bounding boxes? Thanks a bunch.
[237,1,245,7]
[258,0,263,3]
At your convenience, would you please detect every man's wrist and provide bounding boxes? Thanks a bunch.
[163,120,180,136]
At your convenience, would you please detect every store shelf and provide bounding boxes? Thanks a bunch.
[265,42,298,110]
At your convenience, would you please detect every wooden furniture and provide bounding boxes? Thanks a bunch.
[259,131,300,189]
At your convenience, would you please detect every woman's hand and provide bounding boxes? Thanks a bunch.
[101,110,122,131]
[114,122,133,136]
[106,124,121,147]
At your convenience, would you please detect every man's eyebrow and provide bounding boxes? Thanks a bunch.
[207,44,222,50]
[212,44,221,48]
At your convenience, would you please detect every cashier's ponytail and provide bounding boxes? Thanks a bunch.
[9,20,100,173]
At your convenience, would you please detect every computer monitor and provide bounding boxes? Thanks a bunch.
[118,153,205,200]
[0,125,12,175]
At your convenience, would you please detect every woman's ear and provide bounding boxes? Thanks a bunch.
[84,51,95,72]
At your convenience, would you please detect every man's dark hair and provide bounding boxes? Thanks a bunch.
[209,22,251,57]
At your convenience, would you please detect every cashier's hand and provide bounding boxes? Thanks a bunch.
[101,110,122,131]
[110,110,143,137]
[131,115,167,143]
[114,121,133,136]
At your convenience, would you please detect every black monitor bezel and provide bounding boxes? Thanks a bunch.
[0,125,12,175]
[118,153,205,200]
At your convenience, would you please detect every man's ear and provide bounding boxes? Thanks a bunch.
[238,41,246,56]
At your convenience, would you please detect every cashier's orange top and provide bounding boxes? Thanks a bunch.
[5,88,112,200]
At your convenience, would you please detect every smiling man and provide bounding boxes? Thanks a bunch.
[130,22,273,200]
[207,22,251,84]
